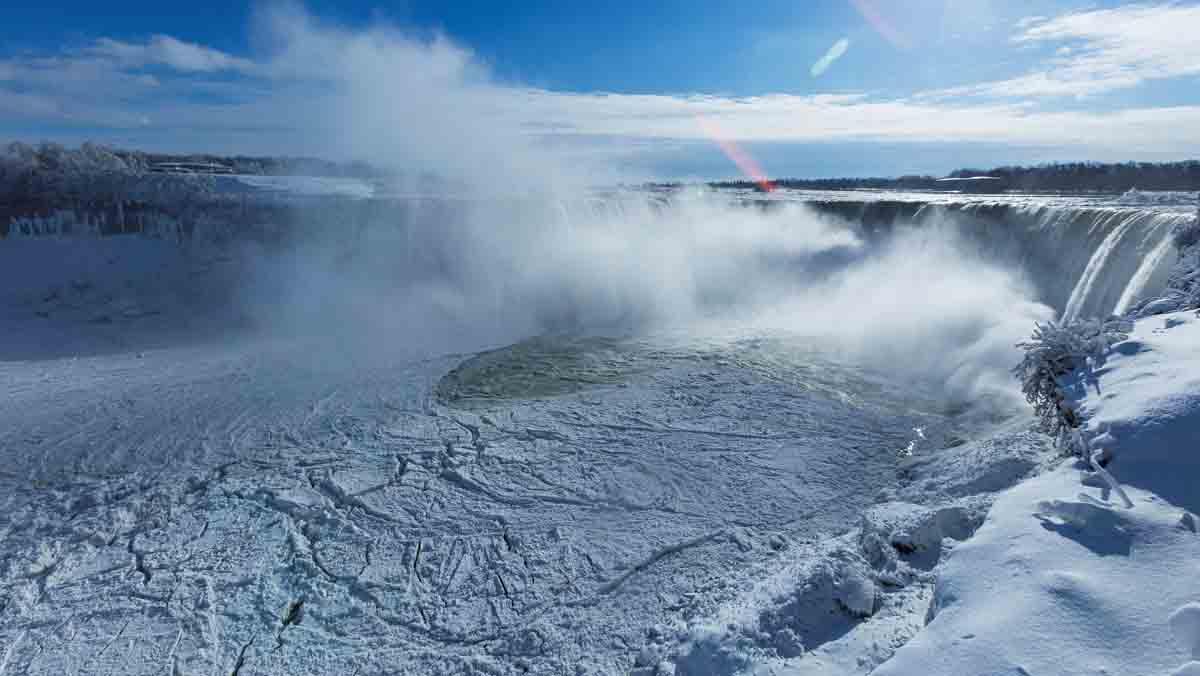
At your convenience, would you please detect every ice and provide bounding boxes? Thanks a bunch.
[222,174,375,199]
[1,189,1197,674]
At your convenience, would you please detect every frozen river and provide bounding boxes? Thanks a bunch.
[1,188,1186,674]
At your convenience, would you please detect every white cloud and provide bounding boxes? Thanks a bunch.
[933,3,1200,98]
[0,35,254,125]
[3,4,1200,176]
[88,35,257,74]
[507,90,1200,153]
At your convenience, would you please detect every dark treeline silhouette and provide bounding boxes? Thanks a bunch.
[701,175,939,191]
[948,161,1200,192]
[705,160,1200,193]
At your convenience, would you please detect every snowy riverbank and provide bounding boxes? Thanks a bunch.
[667,211,1200,675]
[646,308,1199,676]
[875,309,1200,676]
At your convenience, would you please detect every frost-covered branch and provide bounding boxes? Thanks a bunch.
[1065,428,1134,508]
[1013,317,1131,453]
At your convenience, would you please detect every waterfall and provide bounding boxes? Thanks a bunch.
[1062,215,1138,322]
[6,189,1194,330]
[1114,233,1176,316]
[805,198,1194,321]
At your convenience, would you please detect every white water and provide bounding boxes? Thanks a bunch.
[5,189,1189,410]
[1062,215,1136,321]
[1114,229,1178,315]
[807,196,1190,321]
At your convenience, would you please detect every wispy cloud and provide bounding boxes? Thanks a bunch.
[87,36,257,74]
[0,34,260,129]
[930,3,1200,98]
[510,90,1200,152]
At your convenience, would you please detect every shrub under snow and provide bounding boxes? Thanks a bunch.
[1012,317,1131,453]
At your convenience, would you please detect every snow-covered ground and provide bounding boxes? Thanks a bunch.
[0,191,1197,675]
[877,310,1200,676]
[216,175,376,199]
[0,318,987,674]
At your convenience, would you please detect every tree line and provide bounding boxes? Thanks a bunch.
[7,142,1200,197]
[1,141,382,184]
[707,160,1200,193]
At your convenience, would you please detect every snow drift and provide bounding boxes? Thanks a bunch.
[875,310,1200,676]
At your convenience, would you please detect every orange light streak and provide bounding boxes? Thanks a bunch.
[697,116,775,192]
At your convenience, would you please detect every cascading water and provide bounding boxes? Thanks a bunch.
[1114,233,1177,315]
[1044,208,1190,321]
[805,197,1194,322]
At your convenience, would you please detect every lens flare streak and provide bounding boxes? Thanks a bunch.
[697,116,776,192]
[849,0,911,49]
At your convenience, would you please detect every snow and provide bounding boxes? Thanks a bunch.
[643,422,1055,676]
[1,191,1197,675]
[1116,189,1200,207]
[874,310,1200,676]
[1171,604,1200,660]
[0,322,972,674]
[1069,311,1200,513]
[220,174,375,199]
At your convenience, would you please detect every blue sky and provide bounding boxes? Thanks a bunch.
[3,1,1200,179]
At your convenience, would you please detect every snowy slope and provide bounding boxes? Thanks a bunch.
[875,310,1200,676]
[642,421,1057,676]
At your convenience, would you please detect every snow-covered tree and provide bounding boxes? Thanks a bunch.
[1013,317,1131,453]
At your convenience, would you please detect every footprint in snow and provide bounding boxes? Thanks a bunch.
[1170,603,1200,660]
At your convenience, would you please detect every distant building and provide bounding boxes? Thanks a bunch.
[935,176,1007,193]
[148,161,234,175]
